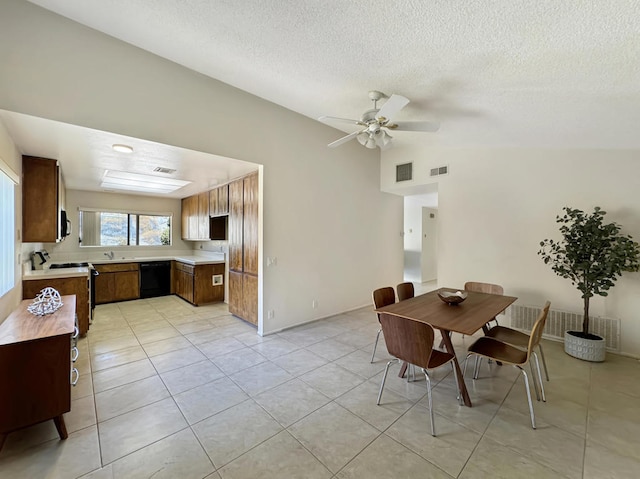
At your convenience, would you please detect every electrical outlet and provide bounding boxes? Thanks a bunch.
[312,299,318,309]
[267,310,274,319]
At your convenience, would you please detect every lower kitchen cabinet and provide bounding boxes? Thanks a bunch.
[22,275,90,336]
[0,296,77,452]
[173,261,224,306]
[229,271,258,325]
[94,263,140,304]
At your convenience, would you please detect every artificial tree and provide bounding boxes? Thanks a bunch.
[539,207,640,338]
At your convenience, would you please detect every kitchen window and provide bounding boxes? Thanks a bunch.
[79,209,171,247]
[0,162,17,297]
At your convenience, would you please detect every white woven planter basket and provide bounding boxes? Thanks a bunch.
[564,331,606,362]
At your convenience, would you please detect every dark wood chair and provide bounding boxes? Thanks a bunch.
[371,287,396,363]
[464,301,551,429]
[464,281,504,327]
[396,282,415,301]
[377,312,460,436]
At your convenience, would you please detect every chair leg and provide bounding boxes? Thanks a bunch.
[517,366,536,429]
[532,352,546,402]
[422,368,435,436]
[529,361,541,401]
[450,360,462,405]
[462,353,472,378]
[473,356,482,379]
[370,328,381,363]
[538,344,550,381]
[377,359,398,405]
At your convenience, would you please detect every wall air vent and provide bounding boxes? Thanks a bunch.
[153,167,177,174]
[430,165,448,177]
[396,162,413,182]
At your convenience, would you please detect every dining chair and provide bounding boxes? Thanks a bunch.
[377,312,460,436]
[464,281,504,327]
[371,287,396,363]
[463,301,551,429]
[396,282,415,301]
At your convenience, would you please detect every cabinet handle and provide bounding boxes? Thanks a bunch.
[72,326,79,339]
[71,368,79,386]
[71,346,79,362]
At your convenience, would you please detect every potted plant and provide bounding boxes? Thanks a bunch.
[539,207,640,361]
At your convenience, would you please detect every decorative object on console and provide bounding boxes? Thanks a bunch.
[27,287,63,316]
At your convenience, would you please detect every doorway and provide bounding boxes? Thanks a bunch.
[403,185,438,286]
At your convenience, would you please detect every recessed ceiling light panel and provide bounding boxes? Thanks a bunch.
[101,169,191,194]
[112,144,134,153]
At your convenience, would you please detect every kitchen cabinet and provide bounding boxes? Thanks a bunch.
[209,184,229,216]
[228,172,259,325]
[22,156,66,243]
[181,192,210,240]
[0,296,77,452]
[22,275,90,336]
[94,263,140,304]
[173,261,225,306]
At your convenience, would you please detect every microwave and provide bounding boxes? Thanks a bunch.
[60,210,71,238]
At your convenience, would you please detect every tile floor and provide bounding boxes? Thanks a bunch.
[1,288,639,478]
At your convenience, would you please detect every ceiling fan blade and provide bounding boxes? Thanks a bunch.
[327,129,364,148]
[318,115,365,126]
[376,94,409,122]
[389,121,440,132]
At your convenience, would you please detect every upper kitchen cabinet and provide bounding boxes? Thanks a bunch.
[181,192,210,241]
[22,156,66,243]
[209,184,229,216]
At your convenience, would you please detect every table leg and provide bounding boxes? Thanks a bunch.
[398,362,408,378]
[53,415,68,440]
[440,329,472,407]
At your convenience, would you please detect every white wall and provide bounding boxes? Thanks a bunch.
[0,0,404,333]
[0,119,21,322]
[383,146,640,357]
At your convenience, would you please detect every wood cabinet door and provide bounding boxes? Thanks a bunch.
[243,173,259,276]
[22,156,59,243]
[228,179,244,272]
[114,271,140,301]
[95,273,115,304]
[217,185,229,215]
[181,197,190,240]
[209,187,219,216]
[242,273,258,325]
[228,270,243,317]
[198,192,209,239]
[188,195,199,240]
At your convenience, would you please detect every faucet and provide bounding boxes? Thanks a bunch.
[104,251,115,260]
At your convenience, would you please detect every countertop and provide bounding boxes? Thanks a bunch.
[23,254,225,281]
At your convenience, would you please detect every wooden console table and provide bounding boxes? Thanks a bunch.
[0,296,77,451]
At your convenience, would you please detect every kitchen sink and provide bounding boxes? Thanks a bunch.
[49,262,90,269]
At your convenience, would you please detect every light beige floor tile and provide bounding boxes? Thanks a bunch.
[253,378,331,427]
[583,439,640,479]
[300,363,364,399]
[174,376,249,424]
[336,379,414,431]
[334,329,377,349]
[193,400,282,468]
[160,359,225,395]
[65,395,97,433]
[185,327,226,345]
[0,425,101,479]
[288,402,380,473]
[211,346,267,374]
[306,338,358,361]
[174,319,217,335]
[129,318,174,333]
[485,407,584,479]
[89,334,140,356]
[249,337,301,359]
[0,420,59,457]
[229,361,293,396]
[234,330,275,347]
[270,348,328,376]
[98,397,187,464]
[218,431,331,479]
[72,372,95,400]
[385,404,482,477]
[197,336,247,358]
[110,428,215,478]
[149,345,207,373]
[91,345,148,372]
[95,375,170,422]
[460,436,566,479]
[79,464,113,478]
[335,349,388,379]
[368,368,429,402]
[335,434,452,479]
[135,325,181,344]
[142,335,192,357]
[587,405,640,460]
[92,358,157,393]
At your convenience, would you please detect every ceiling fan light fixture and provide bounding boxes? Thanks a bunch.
[356,131,369,146]
[364,136,377,149]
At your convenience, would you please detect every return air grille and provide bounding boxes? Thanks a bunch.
[396,162,413,182]
[511,304,620,352]
[153,167,177,174]
[430,165,448,177]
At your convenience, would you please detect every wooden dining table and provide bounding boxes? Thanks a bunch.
[375,287,517,407]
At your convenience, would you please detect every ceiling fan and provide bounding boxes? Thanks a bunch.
[319,90,440,149]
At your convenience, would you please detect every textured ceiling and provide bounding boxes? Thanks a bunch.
[26,0,640,150]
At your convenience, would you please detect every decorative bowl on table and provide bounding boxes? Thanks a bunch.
[437,290,468,305]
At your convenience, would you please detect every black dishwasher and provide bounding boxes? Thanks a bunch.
[139,261,171,298]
